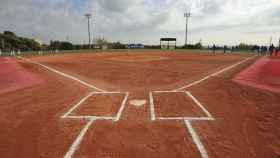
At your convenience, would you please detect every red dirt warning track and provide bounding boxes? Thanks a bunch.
[0,57,42,95]
[233,56,280,93]
[0,51,279,158]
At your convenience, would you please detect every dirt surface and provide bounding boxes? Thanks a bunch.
[0,51,279,158]
[187,59,280,158]
[29,52,247,92]
[153,92,206,117]
[71,93,125,117]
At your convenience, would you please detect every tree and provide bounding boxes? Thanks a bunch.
[95,37,110,45]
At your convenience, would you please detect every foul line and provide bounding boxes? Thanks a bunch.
[173,56,256,91]
[18,56,107,92]
[63,119,95,158]
[185,120,209,158]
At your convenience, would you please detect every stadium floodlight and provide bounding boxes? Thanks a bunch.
[85,13,92,49]
[184,12,191,46]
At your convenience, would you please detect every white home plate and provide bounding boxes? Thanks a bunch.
[129,100,146,107]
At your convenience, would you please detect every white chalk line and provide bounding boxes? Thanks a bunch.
[149,91,214,121]
[18,56,107,92]
[149,92,156,121]
[66,116,115,120]
[185,91,214,119]
[62,91,96,118]
[150,91,213,158]
[114,92,129,122]
[63,118,95,158]
[63,92,129,120]
[173,56,256,91]
[185,120,209,158]
[62,92,129,158]
[158,117,214,121]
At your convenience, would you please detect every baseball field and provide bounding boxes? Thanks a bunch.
[0,51,279,158]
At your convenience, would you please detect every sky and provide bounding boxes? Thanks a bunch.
[0,0,280,46]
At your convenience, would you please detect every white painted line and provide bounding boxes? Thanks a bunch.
[149,92,156,121]
[184,120,209,158]
[62,92,95,118]
[114,92,129,122]
[18,56,107,92]
[64,118,95,158]
[158,117,214,121]
[153,90,185,93]
[173,56,256,91]
[66,116,115,120]
[185,91,214,119]
[92,91,122,94]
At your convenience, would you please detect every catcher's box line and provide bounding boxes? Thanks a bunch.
[17,56,108,92]
[173,55,257,91]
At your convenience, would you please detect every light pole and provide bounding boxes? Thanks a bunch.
[85,13,92,49]
[184,12,191,47]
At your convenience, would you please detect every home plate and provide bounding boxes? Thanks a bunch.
[129,99,146,107]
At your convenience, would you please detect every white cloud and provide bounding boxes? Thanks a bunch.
[0,0,279,46]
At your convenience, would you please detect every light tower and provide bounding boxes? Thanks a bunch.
[184,12,191,46]
[85,13,92,49]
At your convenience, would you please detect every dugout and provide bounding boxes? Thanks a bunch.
[160,38,177,49]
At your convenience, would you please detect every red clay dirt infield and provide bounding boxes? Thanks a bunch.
[0,51,279,158]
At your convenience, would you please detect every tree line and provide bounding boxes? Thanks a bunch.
[0,31,41,51]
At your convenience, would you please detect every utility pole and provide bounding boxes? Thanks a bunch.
[85,13,92,49]
[184,12,191,47]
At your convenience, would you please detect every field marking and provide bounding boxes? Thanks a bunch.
[64,118,95,158]
[149,92,156,121]
[185,91,213,119]
[17,56,107,92]
[62,91,129,120]
[173,56,257,91]
[158,117,214,121]
[66,116,115,120]
[149,91,214,121]
[62,91,96,118]
[185,120,209,158]
[63,92,128,158]
[114,92,129,122]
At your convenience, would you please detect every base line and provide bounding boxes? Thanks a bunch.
[18,56,107,92]
[185,120,209,158]
[173,56,256,91]
[64,119,95,158]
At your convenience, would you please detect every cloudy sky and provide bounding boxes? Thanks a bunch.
[0,0,280,46]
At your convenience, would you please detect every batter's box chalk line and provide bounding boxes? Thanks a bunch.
[149,90,215,158]
[62,91,129,158]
